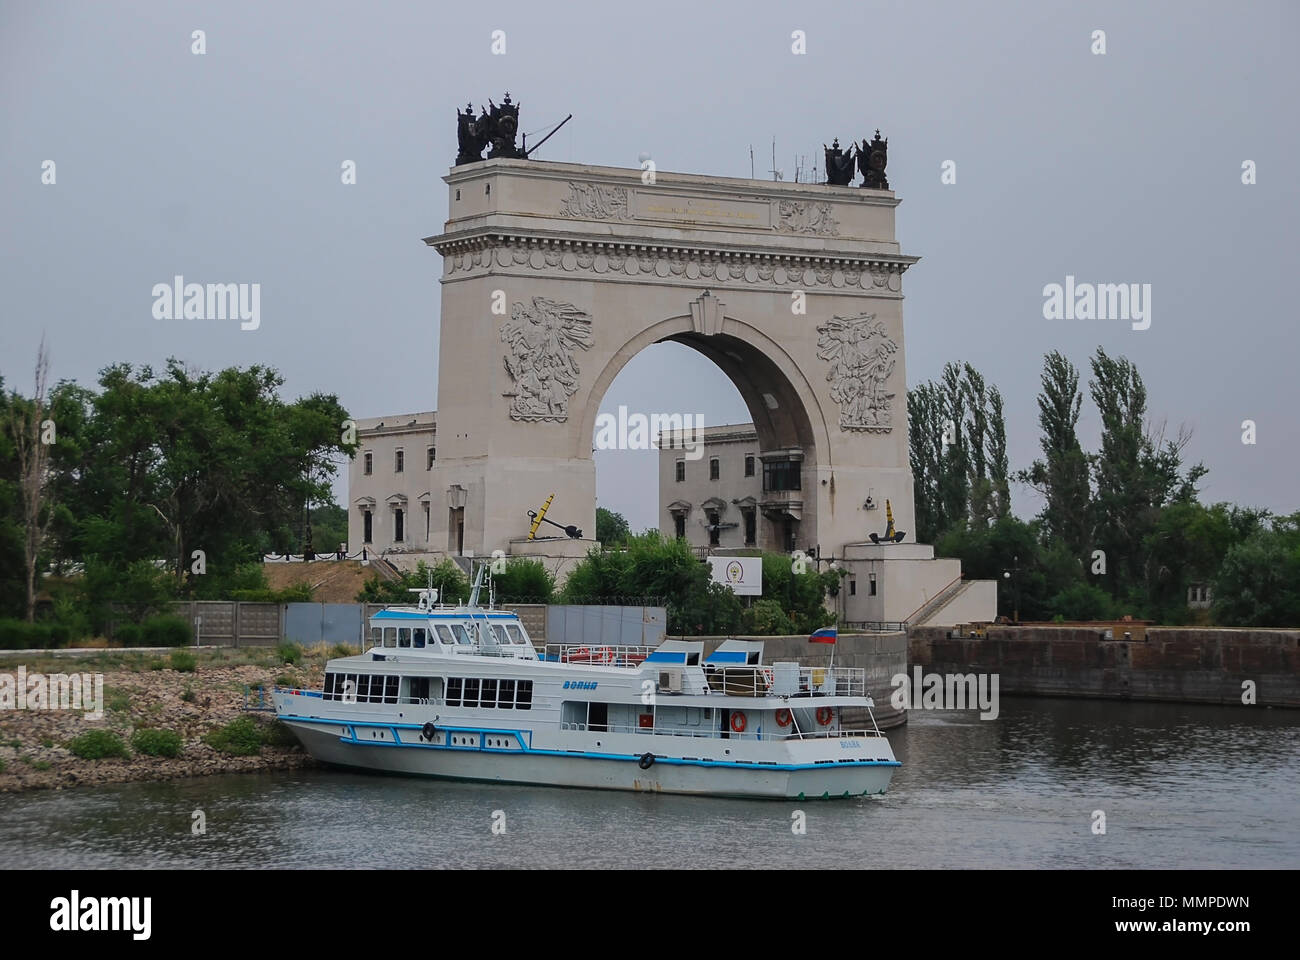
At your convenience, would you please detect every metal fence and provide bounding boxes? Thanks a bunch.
[164,601,609,648]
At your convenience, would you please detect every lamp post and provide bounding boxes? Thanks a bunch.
[1002,554,1020,623]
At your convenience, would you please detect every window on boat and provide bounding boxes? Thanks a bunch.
[499,679,515,709]
[355,675,371,702]
[398,628,411,649]
[323,673,337,699]
[384,675,399,704]
[451,624,473,645]
[408,677,429,702]
[490,624,508,644]
[505,624,526,644]
[383,627,397,648]
[413,628,427,648]
[481,678,498,707]
[463,677,481,707]
[446,676,462,706]
[370,627,381,647]
[516,680,532,710]
[435,624,456,645]
[343,674,359,703]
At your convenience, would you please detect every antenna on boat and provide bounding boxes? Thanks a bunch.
[468,560,487,608]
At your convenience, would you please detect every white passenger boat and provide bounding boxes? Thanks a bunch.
[274,565,899,799]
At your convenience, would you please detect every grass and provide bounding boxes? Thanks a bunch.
[180,685,196,703]
[67,729,130,760]
[32,760,51,771]
[40,737,53,748]
[0,758,5,773]
[169,649,197,672]
[275,673,296,687]
[131,728,182,758]
[204,716,264,756]
[104,687,130,713]
[275,642,304,666]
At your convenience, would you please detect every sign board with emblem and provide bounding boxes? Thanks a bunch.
[708,556,762,596]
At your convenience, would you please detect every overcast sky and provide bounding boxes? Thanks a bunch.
[2,0,1296,534]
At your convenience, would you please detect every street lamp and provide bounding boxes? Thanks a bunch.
[1002,554,1020,623]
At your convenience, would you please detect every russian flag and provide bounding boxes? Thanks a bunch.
[809,626,837,644]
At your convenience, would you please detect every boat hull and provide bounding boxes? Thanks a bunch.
[284,718,897,800]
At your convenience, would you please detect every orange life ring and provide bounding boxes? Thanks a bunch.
[730,711,747,733]
[775,708,792,727]
[816,706,833,726]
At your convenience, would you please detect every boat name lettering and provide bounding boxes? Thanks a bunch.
[562,681,598,690]
[840,740,862,748]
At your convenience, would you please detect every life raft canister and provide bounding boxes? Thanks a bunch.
[421,722,437,741]
[775,708,793,727]
[816,707,834,726]
[730,711,747,733]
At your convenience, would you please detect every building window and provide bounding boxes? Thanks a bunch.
[363,452,373,476]
[744,454,754,477]
[709,458,720,481]
[743,509,756,547]
[869,573,877,596]
[674,515,686,539]
[394,508,404,543]
[763,459,801,492]
[675,460,685,483]
[707,511,720,547]
[427,446,436,470]
[849,579,857,596]
[394,449,404,473]
[363,510,372,544]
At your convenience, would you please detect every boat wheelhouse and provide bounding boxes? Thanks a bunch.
[274,565,899,799]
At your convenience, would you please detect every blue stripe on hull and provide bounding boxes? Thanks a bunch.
[279,713,901,771]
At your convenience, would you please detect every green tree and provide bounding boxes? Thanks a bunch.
[490,558,555,603]
[1211,514,1300,627]
[358,559,469,605]
[595,507,630,547]
[1019,351,1091,559]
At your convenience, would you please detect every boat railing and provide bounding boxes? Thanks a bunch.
[559,720,886,741]
[700,665,868,698]
[543,643,656,667]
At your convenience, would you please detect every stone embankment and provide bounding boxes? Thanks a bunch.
[0,647,331,793]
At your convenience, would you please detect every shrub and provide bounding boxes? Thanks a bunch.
[104,687,130,713]
[68,730,130,760]
[0,618,72,650]
[261,720,300,748]
[739,598,795,636]
[329,644,357,658]
[275,642,303,665]
[113,623,144,646]
[0,758,6,773]
[32,760,52,771]
[130,728,183,758]
[141,614,192,647]
[275,673,295,687]
[169,649,197,672]
[204,716,263,756]
[180,685,196,703]
[491,558,555,603]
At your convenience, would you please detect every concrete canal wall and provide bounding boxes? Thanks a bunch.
[908,625,1300,709]
[699,633,909,730]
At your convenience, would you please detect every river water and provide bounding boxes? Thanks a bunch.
[3,697,1296,869]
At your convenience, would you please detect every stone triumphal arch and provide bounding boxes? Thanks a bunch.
[423,157,995,624]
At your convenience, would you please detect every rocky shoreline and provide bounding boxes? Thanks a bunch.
[0,649,329,794]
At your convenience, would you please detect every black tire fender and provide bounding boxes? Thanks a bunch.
[638,752,655,770]
[421,721,437,741]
